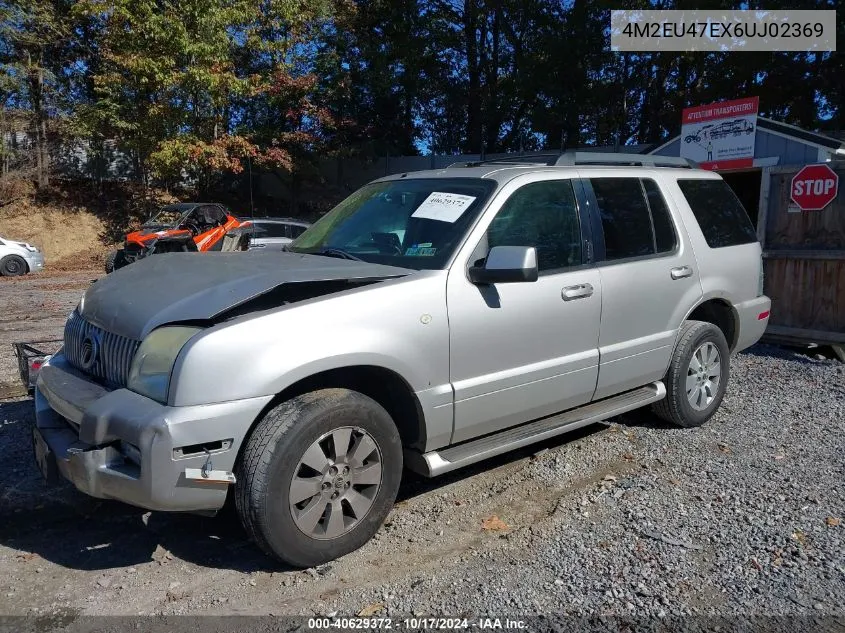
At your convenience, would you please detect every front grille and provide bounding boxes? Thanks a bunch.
[64,311,140,387]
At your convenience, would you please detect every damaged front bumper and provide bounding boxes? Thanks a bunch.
[33,352,272,512]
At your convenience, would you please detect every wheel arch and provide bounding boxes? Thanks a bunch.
[235,364,427,469]
[683,298,739,351]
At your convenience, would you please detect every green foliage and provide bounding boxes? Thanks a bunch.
[1,0,842,191]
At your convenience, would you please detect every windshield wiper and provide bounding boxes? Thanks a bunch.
[314,248,364,261]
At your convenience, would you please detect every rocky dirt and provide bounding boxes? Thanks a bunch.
[0,271,843,627]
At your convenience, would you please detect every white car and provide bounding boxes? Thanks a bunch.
[0,236,45,276]
[247,218,311,251]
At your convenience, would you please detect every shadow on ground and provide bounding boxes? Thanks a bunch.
[0,396,608,574]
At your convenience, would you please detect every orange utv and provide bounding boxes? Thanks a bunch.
[106,203,253,273]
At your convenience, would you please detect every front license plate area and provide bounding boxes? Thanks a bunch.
[32,427,59,485]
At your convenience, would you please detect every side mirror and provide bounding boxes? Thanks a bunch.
[468,246,539,284]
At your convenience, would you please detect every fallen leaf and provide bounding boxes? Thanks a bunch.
[357,603,384,617]
[792,530,807,546]
[717,443,732,454]
[481,515,510,531]
[825,517,840,527]
[16,553,38,562]
[622,452,635,462]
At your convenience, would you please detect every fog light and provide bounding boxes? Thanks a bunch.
[119,441,142,466]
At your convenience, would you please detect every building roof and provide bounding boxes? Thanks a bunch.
[648,117,845,155]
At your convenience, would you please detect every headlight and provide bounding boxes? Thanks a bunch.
[127,326,202,403]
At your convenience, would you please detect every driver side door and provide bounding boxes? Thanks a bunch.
[446,176,602,443]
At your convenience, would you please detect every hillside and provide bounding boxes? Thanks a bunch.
[0,179,178,271]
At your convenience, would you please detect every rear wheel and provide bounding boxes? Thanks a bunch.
[653,320,730,428]
[235,388,402,567]
[0,254,27,276]
[104,250,118,273]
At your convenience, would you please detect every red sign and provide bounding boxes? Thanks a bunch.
[790,164,839,211]
[680,97,759,171]
[682,96,760,125]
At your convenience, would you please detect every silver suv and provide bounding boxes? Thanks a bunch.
[33,153,771,567]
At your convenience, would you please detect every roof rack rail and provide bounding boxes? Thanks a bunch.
[452,151,697,169]
[454,154,560,168]
[554,151,697,168]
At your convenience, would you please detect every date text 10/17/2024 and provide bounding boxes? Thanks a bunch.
[307,617,528,630]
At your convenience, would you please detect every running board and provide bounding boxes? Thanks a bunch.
[405,381,665,477]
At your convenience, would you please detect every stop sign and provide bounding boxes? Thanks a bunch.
[790,164,839,211]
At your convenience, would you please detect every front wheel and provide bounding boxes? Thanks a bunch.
[653,320,730,428]
[235,388,403,567]
[0,254,27,276]
[105,249,128,273]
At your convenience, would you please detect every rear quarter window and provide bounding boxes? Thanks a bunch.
[677,179,757,248]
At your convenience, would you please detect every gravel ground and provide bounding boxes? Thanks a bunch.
[0,271,843,629]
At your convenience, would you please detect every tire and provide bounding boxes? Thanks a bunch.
[235,388,403,567]
[111,250,129,271]
[0,254,28,277]
[104,250,119,274]
[652,320,730,428]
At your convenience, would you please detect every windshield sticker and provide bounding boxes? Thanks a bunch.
[411,192,477,223]
[405,246,437,257]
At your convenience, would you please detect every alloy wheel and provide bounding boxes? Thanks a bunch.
[686,341,722,411]
[289,426,383,540]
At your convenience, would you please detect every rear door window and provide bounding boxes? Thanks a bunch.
[259,223,289,238]
[589,177,679,261]
[677,179,757,248]
[643,179,677,254]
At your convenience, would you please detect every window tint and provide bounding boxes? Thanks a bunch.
[486,180,581,272]
[642,179,677,253]
[590,178,654,260]
[289,224,307,238]
[257,222,288,238]
[677,179,757,248]
[289,178,496,271]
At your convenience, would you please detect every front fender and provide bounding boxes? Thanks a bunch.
[169,274,450,407]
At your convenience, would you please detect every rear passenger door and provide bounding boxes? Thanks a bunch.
[581,172,703,399]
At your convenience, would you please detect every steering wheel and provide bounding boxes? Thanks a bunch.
[370,232,403,255]
[182,220,201,236]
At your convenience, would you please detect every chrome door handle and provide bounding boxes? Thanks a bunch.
[670,266,693,280]
[562,283,594,301]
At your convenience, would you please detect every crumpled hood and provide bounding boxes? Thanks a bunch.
[80,251,413,340]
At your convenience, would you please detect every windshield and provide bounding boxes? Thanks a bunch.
[144,206,189,227]
[288,178,495,270]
